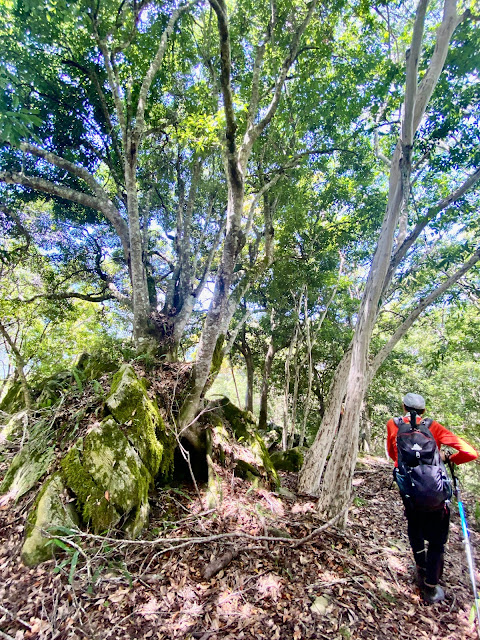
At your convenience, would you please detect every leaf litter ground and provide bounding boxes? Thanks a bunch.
[1,456,479,640]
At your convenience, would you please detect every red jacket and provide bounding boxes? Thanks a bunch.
[387,415,478,467]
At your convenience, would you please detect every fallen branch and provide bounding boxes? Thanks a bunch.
[44,505,351,574]
[0,604,33,630]
[293,505,350,548]
[56,505,349,550]
[203,547,243,580]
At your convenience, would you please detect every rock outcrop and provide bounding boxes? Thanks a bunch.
[20,364,175,565]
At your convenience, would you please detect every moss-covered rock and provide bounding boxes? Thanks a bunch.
[270,447,306,472]
[106,364,174,479]
[21,473,79,567]
[0,411,28,448]
[212,398,279,488]
[0,380,25,413]
[61,416,152,535]
[75,352,118,380]
[0,440,55,500]
[234,459,261,480]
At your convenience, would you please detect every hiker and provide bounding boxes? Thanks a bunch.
[386,392,478,604]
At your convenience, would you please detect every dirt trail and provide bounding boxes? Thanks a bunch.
[1,455,479,639]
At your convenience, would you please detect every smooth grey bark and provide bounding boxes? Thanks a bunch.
[178,0,318,438]
[298,292,313,448]
[240,329,255,413]
[259,340,277,431]
[298,0,472,518]
[0,322,32,411]
[283,291,303,450]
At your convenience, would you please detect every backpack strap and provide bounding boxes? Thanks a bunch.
[419,417,433,430]
[394,416,434,431]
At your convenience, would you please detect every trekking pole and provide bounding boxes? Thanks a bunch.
[448,459,480,638]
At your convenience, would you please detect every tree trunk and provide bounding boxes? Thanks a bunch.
[316,332,369,517]
[125,156,153,349]
[283,291,303,449]
[259,341,276,430]
[0,322,32,411]
[299,0,466,518]
[298,345,352,496]
[178,0,317,439]
[240,330,254,413]
[359,404,371,454]
[299,293,313,448]
[178,177,245,439]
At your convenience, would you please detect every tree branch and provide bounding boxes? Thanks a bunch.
[244,173,281,238]
[19,290,119,305]
[0,168,130,258]
[402,0,428,150]
[194,215,227,298]
[413,0,463,132]
[209,0,237,155]
[245,0,277,130]
[382,165,480,299]
[370,246,480,382]
[61,59,124,168]
[135,1,198,138]
[240,0,318,167]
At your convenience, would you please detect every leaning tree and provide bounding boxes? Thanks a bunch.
[299,0,480,518]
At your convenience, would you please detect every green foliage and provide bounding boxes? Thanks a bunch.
[0,0,479,476]
[368,304,480,492]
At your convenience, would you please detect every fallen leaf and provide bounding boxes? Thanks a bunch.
[311,596,330,615]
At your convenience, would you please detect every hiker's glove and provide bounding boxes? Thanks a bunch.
[441,450,451,463]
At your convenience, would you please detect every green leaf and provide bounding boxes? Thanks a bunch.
[68,550,80,584]
[72,368,83,393]
[49,538,74,552]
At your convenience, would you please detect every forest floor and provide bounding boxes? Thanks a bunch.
[1,455,480,640]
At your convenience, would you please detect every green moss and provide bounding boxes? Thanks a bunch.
[61,437,119,530]
[270,448,305,472]
[106,364,174,479]
[0,380,25,413]
[217,397,255,441]
[75,352,118,380]
[61,417,152,533]
[251,433,279,487]
[21,473,79,567]
[213,398,279,488]
[211,334,226,377]
[234,459,261,479]
[0,441,55,497]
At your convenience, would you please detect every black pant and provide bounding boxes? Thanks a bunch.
[403,500,450,586]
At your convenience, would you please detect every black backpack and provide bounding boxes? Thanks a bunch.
[394,416,452,511]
